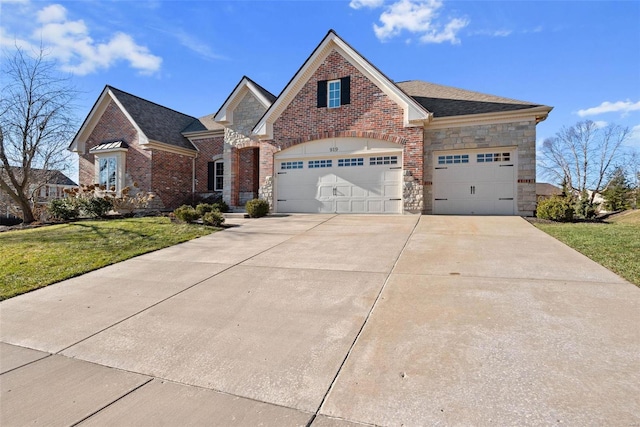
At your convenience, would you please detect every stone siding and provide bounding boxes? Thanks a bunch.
[423,120,537,215]
[223,91,267,207]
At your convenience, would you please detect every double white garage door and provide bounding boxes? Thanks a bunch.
[275,138,402,214]
[433,149,517,215]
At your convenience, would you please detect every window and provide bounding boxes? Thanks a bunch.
[308,159,332,168]
[477,152,510,163]
[438,154,469,165]
[281,161,303,170]
[328,80,341,108]
[338,158,364,167]
[99,157,117,190]
[370,156,398,165]
[208,160,224,191]
[317,76,351,108]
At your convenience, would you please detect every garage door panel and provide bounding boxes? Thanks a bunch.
[275,151,402,214]
[433,150,516,215]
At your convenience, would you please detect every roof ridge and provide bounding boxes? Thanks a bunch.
[107,85,198,120]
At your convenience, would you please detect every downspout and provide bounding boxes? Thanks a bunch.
[192,154,197,201]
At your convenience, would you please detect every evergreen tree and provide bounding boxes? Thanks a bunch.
[601,167,632,211]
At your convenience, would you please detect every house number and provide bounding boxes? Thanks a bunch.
[329,147,339,152]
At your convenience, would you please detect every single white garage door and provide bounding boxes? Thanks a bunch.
[433,149,516,215]
[276,154,402,214]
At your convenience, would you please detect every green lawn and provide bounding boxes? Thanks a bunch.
[0,217,217,300]
[535,210,640,287]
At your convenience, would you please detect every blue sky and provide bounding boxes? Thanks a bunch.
[2,0,639,180]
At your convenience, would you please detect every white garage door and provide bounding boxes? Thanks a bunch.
[433,149,516,215]
[276,155,402,213]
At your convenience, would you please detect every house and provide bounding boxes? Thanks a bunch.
[0,168,77,219]
[70,30,552,215]
[536,183,562,200]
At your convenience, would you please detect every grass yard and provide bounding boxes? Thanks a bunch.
[535,210,640,287]
[0,217,217,300]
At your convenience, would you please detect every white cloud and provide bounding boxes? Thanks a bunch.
[3,3,161,75]
[349,0,384,9]
[627,124,640,148]
[470,29,512,37]
[593,120,609,129]
[372,0,469,44]
[151,26,225,62]
[577,100,640,117]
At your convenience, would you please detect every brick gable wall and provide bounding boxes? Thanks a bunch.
[261,49,424,211]
[79,100,152,192]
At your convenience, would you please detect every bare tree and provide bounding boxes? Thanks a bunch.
[540,120,630,205]
[0,46,77,223]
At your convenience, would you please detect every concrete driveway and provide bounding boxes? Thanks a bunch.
[1,215,638,426]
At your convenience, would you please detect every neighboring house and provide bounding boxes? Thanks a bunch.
[0,168,77,218]
[536,183,562,200]
[70,30,552,215]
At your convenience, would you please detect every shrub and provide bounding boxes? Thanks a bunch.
[245,198,269,218]
[212,200,229,213]
[80,196,113,218]
[173,205,200,223]
[195,203,216,217]
[202,210,225,227]
[48,198,80,221]
[536,196,575,222]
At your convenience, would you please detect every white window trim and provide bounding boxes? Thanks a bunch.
[328,79,341,109]
[93,150,126,195]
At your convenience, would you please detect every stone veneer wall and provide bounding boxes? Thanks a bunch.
[223,91,267,207]
[264,49,424,213]
[423,119,537,215]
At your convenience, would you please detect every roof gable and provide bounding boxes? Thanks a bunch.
[70,86,199,153]
[213,76,276,126]
[253,30,430,139]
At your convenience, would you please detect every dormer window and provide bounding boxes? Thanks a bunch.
[317,76,350,108]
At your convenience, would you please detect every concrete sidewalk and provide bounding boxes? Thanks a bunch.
[1,215,639,426]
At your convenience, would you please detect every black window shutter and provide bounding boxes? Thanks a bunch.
[317,80,327,108]
[340,76,350,105]
[207,162,215,191]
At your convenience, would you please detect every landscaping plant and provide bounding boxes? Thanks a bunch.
[245,198,269,218]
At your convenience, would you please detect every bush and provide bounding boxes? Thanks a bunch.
[80,196,113,218]
[202,210,225,227]
[212,200,229,213]
[48,198,80,221]
[173,205,200,223]
[536,196,575,222]
[195,203,216,216]
[245,198,269,218]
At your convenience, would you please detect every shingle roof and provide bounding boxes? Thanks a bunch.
[3,167,77,186]
[396,80,542,118]
[185,115,225,132]
[536,183,562,197]
[108,86,199,150]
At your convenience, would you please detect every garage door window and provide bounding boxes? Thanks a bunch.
[370,156,398,165]
[281,161,303,170]
[477,152,510,163]
[338,158,364,167]
[308,159,332,168]
[438,154,469,165]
